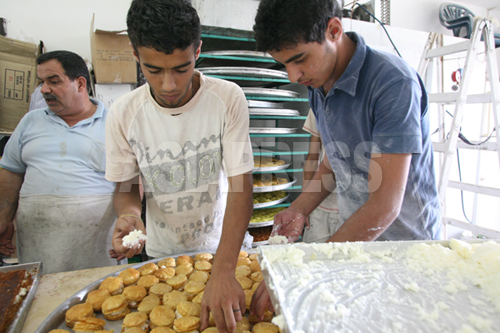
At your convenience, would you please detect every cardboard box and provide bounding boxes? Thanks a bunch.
[94,83,133,108]
[90,14,137,84]
[0,36,41,132]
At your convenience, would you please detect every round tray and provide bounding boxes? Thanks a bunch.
[253,162,290,172]
[252,240,270,247]
[242,88,300,98]
[248,220,275,228]
[198,67,288,79]
[253,193,289,209]
[253,177,297,193]
[201,50,273,59]
[249,108,300,117]
[248,100,283,108]
[249,127,297,134]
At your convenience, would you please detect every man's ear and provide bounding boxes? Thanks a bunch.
[132,45,140,63]
[326,17,343,42]
[76,76,87,93]
[194,40,203,61]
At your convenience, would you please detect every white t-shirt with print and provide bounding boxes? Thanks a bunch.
[105,72,254,257]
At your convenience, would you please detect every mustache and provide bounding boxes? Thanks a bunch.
[43,93,58,101]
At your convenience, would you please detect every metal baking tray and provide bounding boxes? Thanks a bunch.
[242,88,300,98]
[249,127,297,134]
[252,240,270,248]
[253,177,297,193]
[249,108,300,117]
[1,261,42,333]
[253,162,290,172]
[253,194,289,209]
[248,100,283,109]
[198,67,288,79]
[248,220,275,228]
[201,50,273,59]
[258,240,500,333]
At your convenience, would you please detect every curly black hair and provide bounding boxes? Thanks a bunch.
[253,0,342,52]
[36,50,91,93]
[127,0,201,55]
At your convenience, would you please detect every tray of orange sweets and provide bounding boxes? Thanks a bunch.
[36,250,280,333]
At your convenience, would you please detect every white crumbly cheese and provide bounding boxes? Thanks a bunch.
[271,314,286,329]
[122,229,147,248]
[268,235,289,245]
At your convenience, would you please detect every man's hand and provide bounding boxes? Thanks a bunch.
[111,215,146,259]
[201,271,246,333]
[271,206,308,243]
[0,222,16,256]
[250,280,274,321]
[108,248,127,261]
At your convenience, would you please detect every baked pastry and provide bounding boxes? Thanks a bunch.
[252,322,280,333]
[85,289,111,312]
[149,305,175,329]
[137,275,160,290]
[65,302,94,328]
[176,255,195,266]
[236,317,251,331]
[122,285,148,308]
[183,281,205,301]
[149,283,173,298]
[0,269,33,332]
[163,290,188,310]
[249,253,259,261]
[236,276,253,290]
[191,290,204,304]
[250,271,264,283]
[101,295,130,321]
[251,281,261,292]
[154,267,176,282]
[194,260,212,273]
[122,311,149,332]
[120,328,149,333]
[94,330,115,333]
[201,328,219,333]
[119,267,141,286]
[150,327,176,333]
[239,250,249,258]
[98,276,124,295]
[157,257,176,268]
[176,301,201,318]
[73,317,106,332]
[138,262,158,276]
[166,274,187,290]
[244,289,254,310]
[173,316,200,332]
[175,264,194,277]
[137,294,161,314]
[236,258,251,267]
[235,265,251,278]
[188,271,209,284]
[194,253,213,262]
[248,310,274,324]
[249,260,261,273]
[48,330,71,333]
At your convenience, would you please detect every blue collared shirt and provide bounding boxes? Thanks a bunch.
[308,32,441,240]
[0,98,115,195]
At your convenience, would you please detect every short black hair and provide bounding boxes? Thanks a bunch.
[253,0,342,52]
[36,50,91,93]
[127,0,201,55]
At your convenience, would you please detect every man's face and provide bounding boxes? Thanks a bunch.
[270,40,338,90]
[37,59,80,114]
[135,44,201,108]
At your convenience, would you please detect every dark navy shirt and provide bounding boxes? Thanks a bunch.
[308,32,441,240]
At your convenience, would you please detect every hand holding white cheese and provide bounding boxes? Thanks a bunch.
[122,229,147,249]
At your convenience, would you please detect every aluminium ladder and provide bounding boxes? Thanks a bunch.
[417,17,500,239]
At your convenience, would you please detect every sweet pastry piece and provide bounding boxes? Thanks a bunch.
[158,257,176,268]
[98,276,124,295]
[48,330,71,333]
[191,290,204,304]
[236,276,253,290]
[154,267,176,282]
[138,262,158,276]
[73,317,106,332]
[252,322,280,333]
[137,275,160,290]
[176,301,201,318]
[176,255,195,266]
[201,328,219,333]
[137,294,161,314]
[0,269,33,332]
[236,317,251,332]
[251,281,261,292]
[183,281,205,301]
[194,253,213,262]
[175,264,194,277]
[236,257,251,267]
[149,283,173,298]
[166,274,188,290]
[248,310,274,324]
[101,294,130,321]
[173,316,200,333]
[94,330,115,333]
[235,265,251,278]
[122,285,148,308]
[249,260,261,273]
[150,305,176,329]
[239,250,249,258]
[86,289,111,312]
[65,302,94,328]
[244,289,254,310]
[194,260,212,273]
[189,271,209,284]
[151,328,176,333]
[250,271,264,283]
[249,253,259,261]
[121,328,149,333]
[163,290,188,310]
[119,267,141,286]
[122,311,149,332]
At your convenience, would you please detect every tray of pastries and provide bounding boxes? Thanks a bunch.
[253,191,289,209]
[0,261,41,333]
[253,174,296,192]
[249,207,287,228]
[249,127,297,134]
[253,156,289,172]
[249,108,301,117]
[242,87,300,98]
[36,250,280,333]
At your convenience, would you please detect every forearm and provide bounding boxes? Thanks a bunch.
[0,169,24,232]
[213,172,253,274]
[113,176,143,218]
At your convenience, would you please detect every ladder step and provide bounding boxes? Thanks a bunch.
[443,217,500,239]
[448,181,500,197]
[429,93,492,104]
[433,141,499,152]
[425,40,471,58]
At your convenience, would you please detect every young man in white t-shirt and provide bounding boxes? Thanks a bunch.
[104,1,254,332]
